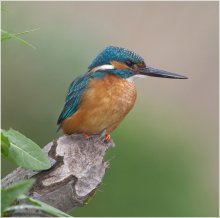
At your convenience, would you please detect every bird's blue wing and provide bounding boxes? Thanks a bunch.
[57,73,93,125]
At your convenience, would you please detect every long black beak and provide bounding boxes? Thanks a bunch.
[139,66,188,79]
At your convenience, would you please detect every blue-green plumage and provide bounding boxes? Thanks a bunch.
[88,46,145,69]
[57,74,90,125]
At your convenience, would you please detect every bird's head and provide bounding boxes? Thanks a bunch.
[88,46,187,80]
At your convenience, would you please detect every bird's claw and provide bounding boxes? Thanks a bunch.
[104,133,111,143]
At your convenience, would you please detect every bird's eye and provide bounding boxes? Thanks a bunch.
[125,60,133,67]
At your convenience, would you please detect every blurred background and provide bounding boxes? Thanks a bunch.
[1,1,218,217]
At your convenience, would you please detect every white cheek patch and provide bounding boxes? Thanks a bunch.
[91,64,114,72]
[127,75,147,83]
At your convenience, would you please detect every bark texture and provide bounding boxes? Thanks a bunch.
[2,132,114,216]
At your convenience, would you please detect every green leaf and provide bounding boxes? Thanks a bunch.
[4,195,72,217]
[15,195,73,217]
[1,131,10,157]
[3,203,73,217]
[1,30,16,41]
[3,205,40,216]
[4,129,51,170]
[1,29,38,49]
[1,179,35,212]
[3,205,46,216]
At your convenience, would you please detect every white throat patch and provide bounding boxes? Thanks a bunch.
[91,64,114,72]
[127,75,147,83]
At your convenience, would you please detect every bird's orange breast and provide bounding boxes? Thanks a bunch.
[61,74,137,135]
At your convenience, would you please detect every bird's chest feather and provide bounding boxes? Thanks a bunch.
[77,74,137,132]
[84,74,136,113]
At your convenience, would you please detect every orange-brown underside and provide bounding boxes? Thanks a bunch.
[61,74,137,135]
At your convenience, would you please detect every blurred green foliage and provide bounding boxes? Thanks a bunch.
[1,29,38,49]
[1,1,218,217]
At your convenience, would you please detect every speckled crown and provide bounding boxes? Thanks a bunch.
[88,46,145,69]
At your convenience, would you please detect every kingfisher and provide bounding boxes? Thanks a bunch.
[57,46,187,141]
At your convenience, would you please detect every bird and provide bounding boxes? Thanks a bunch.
[57,46,187,141]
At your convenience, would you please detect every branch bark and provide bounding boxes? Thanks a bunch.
[2,131,114,216]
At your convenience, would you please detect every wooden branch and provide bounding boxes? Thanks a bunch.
[2,131,115,216]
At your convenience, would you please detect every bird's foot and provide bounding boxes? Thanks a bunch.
[104,133,111,143]
[81,130,112,145]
